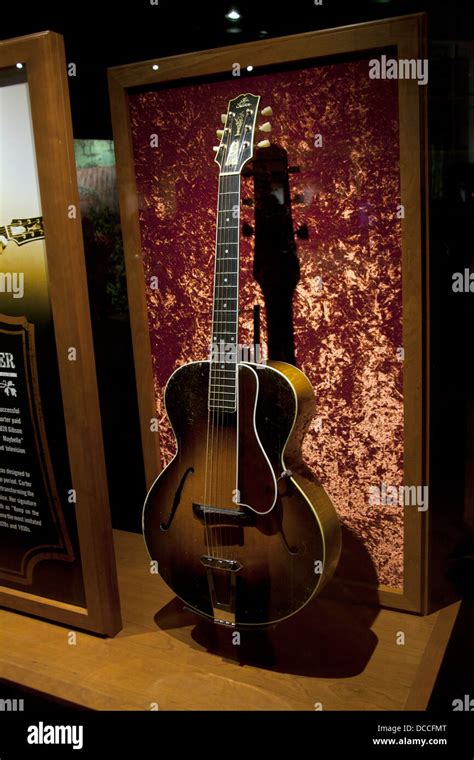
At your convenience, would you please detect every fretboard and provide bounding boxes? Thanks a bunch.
[209,173,241,412]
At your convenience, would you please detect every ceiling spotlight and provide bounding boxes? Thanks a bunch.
[16,62,23,69]
[152,64,159,70]
[226,9,241,21]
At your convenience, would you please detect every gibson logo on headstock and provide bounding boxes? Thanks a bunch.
[236,96,252,108]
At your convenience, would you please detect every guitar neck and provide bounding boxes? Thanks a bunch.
[209,173,241,412]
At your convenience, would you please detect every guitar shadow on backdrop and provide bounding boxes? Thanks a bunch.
[154,145,380,677]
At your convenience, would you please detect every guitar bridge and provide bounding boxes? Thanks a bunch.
[200,556,242,572]
[193,503,254,525]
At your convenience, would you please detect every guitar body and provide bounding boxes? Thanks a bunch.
[143,359,341,627]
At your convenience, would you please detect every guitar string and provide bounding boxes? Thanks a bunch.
[228,168,239,563]
[204,155,224,563]
[210,168,229,562]
[211,170,225,562]
[229,161,238,564]
[214,170,225,562]
[220,167,233,563]
[229,167,239,563]
[206,105,253,570]
[214,172,223,562]
[217,166,234,563]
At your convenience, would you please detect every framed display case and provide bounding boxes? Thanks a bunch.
[109,15,429,613]
[0,31,121,635]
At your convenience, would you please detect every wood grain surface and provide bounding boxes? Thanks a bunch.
[0,530,459,711]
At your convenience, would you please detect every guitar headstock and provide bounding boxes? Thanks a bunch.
[5,217,44,246]
[213,93,273,175]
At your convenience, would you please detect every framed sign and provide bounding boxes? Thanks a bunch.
[109,15,429,613]
[0,31,121,635]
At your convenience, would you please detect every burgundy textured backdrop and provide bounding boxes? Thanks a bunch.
[129,57,404,588]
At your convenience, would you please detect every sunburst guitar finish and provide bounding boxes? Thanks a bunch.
[143,360,341,627]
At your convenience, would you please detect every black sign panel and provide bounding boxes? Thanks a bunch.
[0,317,74,583]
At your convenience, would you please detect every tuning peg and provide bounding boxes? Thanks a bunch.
[216,129,224,139]
[213,146,220,152]
[259,121,272,133]
[261,106,273,116]
[257,139,271,148]
[221,113,227,124]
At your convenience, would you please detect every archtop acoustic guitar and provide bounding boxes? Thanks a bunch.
[143,94,341,627]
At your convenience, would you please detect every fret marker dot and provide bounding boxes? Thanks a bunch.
[224,278,228,282]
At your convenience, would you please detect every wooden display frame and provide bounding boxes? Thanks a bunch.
[0,31,121,635]
[108,15,429,614]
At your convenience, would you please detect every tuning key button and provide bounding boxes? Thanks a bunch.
[257,140,271,148]
[216,130,224,139]
[261,106,273,116]
[221,113,227,124]
[213,146,220,152]
[259,121,272,133]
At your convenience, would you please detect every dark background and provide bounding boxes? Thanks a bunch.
[1,0,474,711]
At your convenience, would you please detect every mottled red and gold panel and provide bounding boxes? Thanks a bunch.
[129,57,403,588]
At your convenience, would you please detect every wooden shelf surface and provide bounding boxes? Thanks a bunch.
[0,530,460,711]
